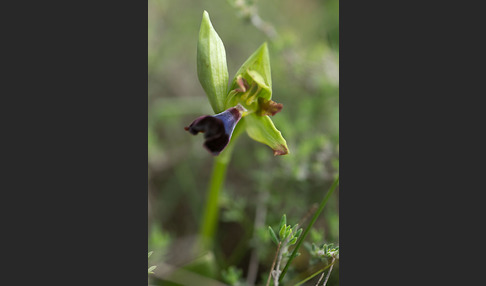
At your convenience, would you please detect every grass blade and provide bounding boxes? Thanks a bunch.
[278,176,339,283]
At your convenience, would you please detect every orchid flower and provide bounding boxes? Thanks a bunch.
[185,11,289,156]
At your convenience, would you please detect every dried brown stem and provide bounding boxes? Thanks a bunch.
[265,242,281,286]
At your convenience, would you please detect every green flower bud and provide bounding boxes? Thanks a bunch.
[197,11,229,113]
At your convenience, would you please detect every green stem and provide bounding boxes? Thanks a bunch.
[199,155,229,250]
[279,176,339,283]
[197,123,244,251]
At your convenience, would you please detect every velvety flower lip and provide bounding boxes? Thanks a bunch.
[185,105,244,155]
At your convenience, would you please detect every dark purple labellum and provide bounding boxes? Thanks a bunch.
[184,107,242,155]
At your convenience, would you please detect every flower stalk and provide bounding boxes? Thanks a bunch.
[198,123,244,251]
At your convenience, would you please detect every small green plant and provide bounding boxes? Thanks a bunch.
[296,243,339,286]
[307,242,340,262]
[266,214,303,286]
[221,266,245,286]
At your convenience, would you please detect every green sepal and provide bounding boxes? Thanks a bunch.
[197,11,229,113]
[228,42,272,101]
[244,113,289,156]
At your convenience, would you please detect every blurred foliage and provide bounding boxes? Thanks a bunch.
[148,0,338,285]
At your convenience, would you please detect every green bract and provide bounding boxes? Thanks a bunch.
[192,11,289,156]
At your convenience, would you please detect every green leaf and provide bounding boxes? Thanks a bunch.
[268,226,279,245]
[285,225,292,238]
[244,113,289,155]
[197,11,229,113]
[291,224,299,236]
[148,265,157,274]
[294,228,303,238]
[229,42,272,101]
[288,237,297,245]
[148,251,153,258]
[279,224,286,240]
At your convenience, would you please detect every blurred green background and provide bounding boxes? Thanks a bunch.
[148,0,339,285]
